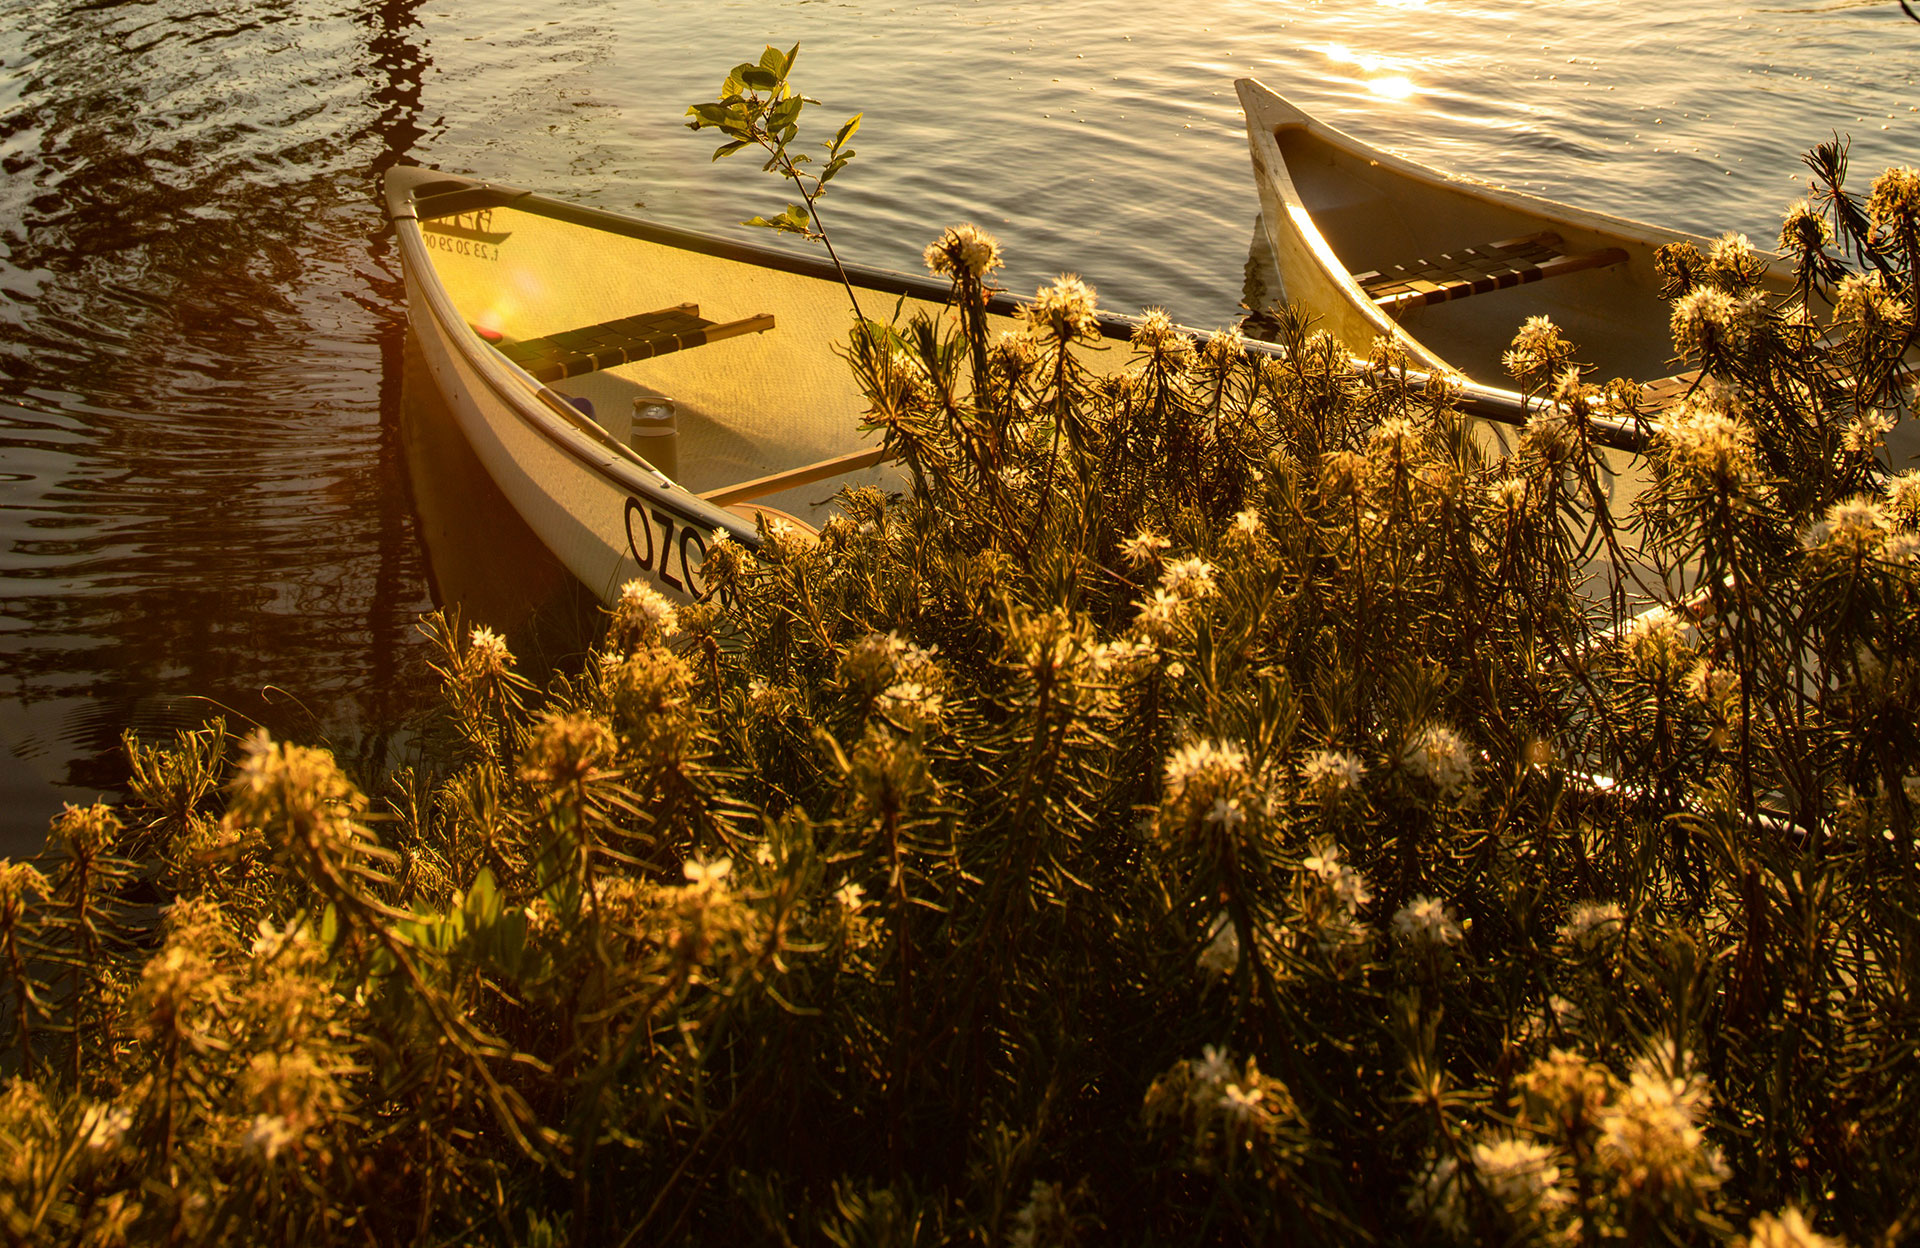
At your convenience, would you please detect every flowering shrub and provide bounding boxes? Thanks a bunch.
[0,127,1916,1245]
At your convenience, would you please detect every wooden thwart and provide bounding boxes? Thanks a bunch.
[497,303,775,382]
[702,447,893,507]
[1359,231,1629,314]
[1638,369,1702,413]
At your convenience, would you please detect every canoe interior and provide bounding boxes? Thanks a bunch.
[419,201,923,523]
[1273,126,1713,385]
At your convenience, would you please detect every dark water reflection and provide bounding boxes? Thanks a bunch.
[0,0,443,851]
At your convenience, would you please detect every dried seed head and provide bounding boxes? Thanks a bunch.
[922,222,1003,281]
[1132,306,1196,366]
[465,625,513,679]
[1866,165,1920,231]
[1803,496,1892,552]
[1778,199,1833,254]
[0,859,48,910]
[1656,400,1761,493]
[1022,273,1101,342]
[519,711,617,789]
[613,579,680,648]
[1835,272,1911,338]
[51,801,121,860]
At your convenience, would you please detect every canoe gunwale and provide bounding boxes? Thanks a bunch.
[387,166,1146,344]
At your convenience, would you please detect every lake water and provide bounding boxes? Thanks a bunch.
[1,0,1914,851]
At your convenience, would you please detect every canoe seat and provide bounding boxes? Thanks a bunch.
[496,303,775,382]
[1358,232,1629,314]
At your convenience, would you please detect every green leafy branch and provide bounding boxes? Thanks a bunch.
[686,43,870,332]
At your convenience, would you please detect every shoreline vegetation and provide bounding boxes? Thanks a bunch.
[4,50,1920,1248]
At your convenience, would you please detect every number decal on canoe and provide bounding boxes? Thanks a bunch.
[653,511,682,592]
[679,525,707,597]
[623,497,707,598]
[624,498,654,571]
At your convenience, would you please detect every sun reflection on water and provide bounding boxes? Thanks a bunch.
[1317,42,1422,102]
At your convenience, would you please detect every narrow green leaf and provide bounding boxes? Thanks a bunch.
[831,112,862,152]
[711,139,749,161]
[783,42,801,77]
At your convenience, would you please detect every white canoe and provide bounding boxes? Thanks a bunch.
[1236,77,1791,387]
[384,165,1118,606]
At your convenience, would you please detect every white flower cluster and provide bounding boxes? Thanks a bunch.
[1843,408,1896,455]
[1418,1135,1571,1240]
[1303,843,1365,901]
[1185,1045,1275,1133]
[1164,739,1249,807]
[1621,605,1692,679]
[243,1112,298,1163]
[1886,470,1920,523]
[1393,895,1462,950]
[682,856,733,891]
[1006,1180,1072,1248]
[840,630,940,695]
[875,679,944,730]
[1131,307,1196,363]
[1745,1208,1847,1248]
[1556,901,1625,954]
[1119,526,1170,567]
[1133,587,1185,640]
[1022,273,1101,342]
[1159,556,1217,600]
[1300,842,1372,957]
[1086,636,1157,678]
[1658,400,1760,491]
[1302,749,1366,799]
[1803,495,1893,552]
[467,625,513,676]
[1402,724,1475,795]
[1597,1045,1729,1203]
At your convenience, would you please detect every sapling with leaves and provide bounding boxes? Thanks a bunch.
[686,44,868,329]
